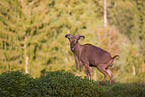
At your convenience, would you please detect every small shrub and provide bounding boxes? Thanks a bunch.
[0,70,102,97]
[0,71,33,97]
[1,70,144,97]
[26,70,102,97]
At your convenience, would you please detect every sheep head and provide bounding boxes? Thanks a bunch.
[65,34,85,52]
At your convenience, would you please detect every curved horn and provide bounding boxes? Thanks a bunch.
[75,34,85,40]
[65,34,73,39]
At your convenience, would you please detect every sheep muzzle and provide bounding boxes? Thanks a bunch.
[70,47,75,52]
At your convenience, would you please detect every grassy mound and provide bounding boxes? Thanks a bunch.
[0,70,144,97]
[0,71,33,96]
[96,81,145,97]
[0,70,102,97]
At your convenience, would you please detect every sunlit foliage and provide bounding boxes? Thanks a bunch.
[0,0,144,82]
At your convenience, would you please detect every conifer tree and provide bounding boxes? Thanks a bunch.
[0,0,56,75]
[0,0,122,77]
[0,0,25,73]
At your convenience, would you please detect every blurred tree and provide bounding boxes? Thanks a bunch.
[135,0,145,60]
[108,0,136,36]
[0,0,57,76]
[0,0,104,77]
[97,26,121,55]
[108,0,145,72]
[135,0,145,71]
[0,0,25,73]
[1,0,143,79]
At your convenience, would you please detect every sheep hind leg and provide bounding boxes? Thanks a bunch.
[106,68,113,84]
[97,66,108,83]
[102,70,108,82]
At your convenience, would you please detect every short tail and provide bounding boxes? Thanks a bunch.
[112,55,119,59]
[106,55,119,69]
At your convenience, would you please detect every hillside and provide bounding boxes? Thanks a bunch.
[0,70,144,97]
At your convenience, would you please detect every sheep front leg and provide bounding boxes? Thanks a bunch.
[89,67,92,80]
[85,64,92,80]
[73,53,79,69]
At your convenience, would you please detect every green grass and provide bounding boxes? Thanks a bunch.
[0,70,145,97]
[95,81,145,97]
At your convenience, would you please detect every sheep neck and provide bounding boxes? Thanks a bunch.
[73,42,83,58]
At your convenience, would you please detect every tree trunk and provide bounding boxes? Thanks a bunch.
[104,0,107,28]
[133,65,136,76]
[24,32,29,73]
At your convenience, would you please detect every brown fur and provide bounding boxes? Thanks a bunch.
[65,34,119,84]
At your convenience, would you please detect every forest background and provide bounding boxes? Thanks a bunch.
[0,0,145,82]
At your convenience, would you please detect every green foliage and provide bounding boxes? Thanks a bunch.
[0,0,145,87]
[0,71,33,96]
[27,70,102,96]
[96,26,121,55]
[0,0,104,77]
[105,82,145,97]
[0,70,145,97]
[0,0,25,73]
[108,0,145,61]
[0,70,102,97]
[108,0,137,35]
